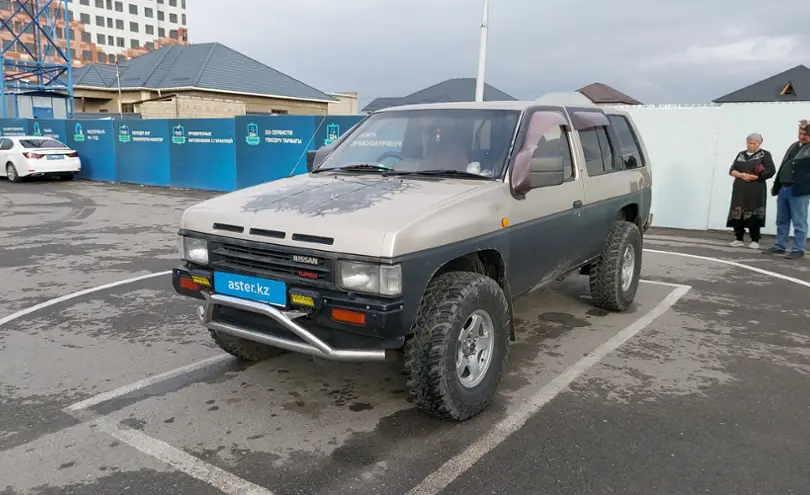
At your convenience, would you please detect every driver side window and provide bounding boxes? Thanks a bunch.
[531,125,574,180]
[517,109,572,187]
[0,139,11,150]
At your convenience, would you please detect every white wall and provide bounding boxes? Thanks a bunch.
[618,102,810,236]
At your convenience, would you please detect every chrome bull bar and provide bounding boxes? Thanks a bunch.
[198,293,387,362]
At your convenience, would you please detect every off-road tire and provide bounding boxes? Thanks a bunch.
[6,163,20,183]
[589,220,642,312]
[209,329,287,362]
[404,271,510,421]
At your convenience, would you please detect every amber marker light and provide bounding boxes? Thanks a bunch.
[501,217,509,227]
[331,308,366,326]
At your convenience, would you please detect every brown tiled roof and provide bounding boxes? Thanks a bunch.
[578,82,642,105]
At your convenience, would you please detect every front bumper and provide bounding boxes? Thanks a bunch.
[172,266,405,362]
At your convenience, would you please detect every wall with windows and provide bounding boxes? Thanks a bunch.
[0,0,188,70]
[69,0,188,58]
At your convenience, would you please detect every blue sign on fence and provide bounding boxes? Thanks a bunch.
[67,119,116,181]
[313,115,364,148]
[0,118,29,136]
[31,119,67,142]
[234,115,317,189]
[4,115,370,191]
[168,118,236,191]
[114,119,170,186]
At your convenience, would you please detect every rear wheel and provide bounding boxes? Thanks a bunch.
[6,163,20,183]
[404,271,510,421]
[209,330,287,362]
[589,220,642,311]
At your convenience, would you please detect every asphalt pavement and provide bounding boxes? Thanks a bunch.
[1,178,808,495]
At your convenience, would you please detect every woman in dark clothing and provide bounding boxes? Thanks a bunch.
[727,133,776,249]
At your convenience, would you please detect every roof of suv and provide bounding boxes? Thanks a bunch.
[376,92,633,116]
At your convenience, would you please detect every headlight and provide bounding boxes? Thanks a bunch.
[180,236,209,265]
[337,261,402,296]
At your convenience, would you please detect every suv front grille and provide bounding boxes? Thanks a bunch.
[209,241,332,283]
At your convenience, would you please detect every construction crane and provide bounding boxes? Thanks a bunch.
[0,0,74,119]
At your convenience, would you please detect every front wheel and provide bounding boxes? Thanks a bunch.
[404,272,510,421]
[589,220,642,312]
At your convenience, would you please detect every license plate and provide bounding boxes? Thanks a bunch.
[47,154,64,160]
[213,271,287,307]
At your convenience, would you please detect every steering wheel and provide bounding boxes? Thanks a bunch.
[375,151,406,164]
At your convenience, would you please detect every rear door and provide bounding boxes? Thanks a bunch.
[570,109,651,259]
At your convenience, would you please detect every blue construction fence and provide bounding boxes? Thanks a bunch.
[0,115,365,191]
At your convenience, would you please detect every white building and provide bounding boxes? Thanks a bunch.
[68,0,187,58]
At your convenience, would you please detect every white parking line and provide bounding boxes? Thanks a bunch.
[644,249,810,289]
[68,409,274,495]
[405,284,691,495]
[66,353,232,412]
[0,271,171,327]
[638,279,690,288]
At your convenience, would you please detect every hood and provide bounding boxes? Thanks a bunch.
[180,173,491,257]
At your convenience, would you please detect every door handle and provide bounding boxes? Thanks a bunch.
[573,200,583,208]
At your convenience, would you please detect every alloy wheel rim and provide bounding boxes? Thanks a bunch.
[621,245,635,292]
[456,309,495,388]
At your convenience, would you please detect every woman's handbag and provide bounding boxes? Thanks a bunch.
[754,162,766,175]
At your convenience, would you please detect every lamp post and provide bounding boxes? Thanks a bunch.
[474,0,489,102]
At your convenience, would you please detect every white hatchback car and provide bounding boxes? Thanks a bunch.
[0,135,81,183]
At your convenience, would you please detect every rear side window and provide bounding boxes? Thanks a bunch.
[608,115,645,168]
[19,139,67,149]
[572,110,620,177]
[579,127,616,177]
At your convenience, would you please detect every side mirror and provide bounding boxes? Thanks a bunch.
[306,150,317,172]
[530,157,566,188]
[511,149,533,196]
[511,151,565,197]
[307,143,336,172]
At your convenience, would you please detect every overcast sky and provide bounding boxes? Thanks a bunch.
[191,0,808,107]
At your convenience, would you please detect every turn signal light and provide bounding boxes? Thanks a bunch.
[179,277,200,291]
[331,308,366,326]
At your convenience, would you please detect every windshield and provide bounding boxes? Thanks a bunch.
[19,139,67,149]
[316,109,521,177]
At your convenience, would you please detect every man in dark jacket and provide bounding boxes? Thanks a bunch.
[764,122,810,259]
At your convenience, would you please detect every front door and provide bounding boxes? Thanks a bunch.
[506,108,586,294]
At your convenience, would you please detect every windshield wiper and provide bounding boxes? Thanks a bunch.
[313,163,390,174]
[383,169,493,180]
